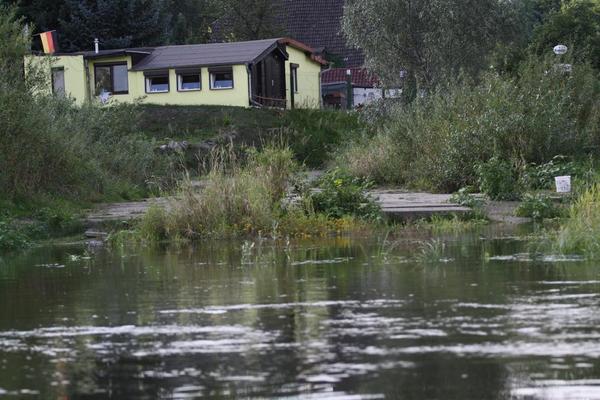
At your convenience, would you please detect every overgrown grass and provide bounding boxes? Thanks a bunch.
[133,146,380,243]
[335,55,600,194]
[137,105,363,168]
[548,184,600,258]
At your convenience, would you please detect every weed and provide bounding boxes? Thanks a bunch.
[515,193,563,221]
[308,168,381,221]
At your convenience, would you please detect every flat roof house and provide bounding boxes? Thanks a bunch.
[34,38,327,109]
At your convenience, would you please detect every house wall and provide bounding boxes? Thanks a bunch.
[285,46,322,109]
[85,56,250,107]
[27,55,87,104]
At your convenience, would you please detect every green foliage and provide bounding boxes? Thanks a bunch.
[342,0,522,89]
[283,109,363,167]
[59,0,172,51]
[0,218,29,251]
[531,0,600,69]
[336,56,600,193]
[521,155,578,190]
[0,8,176,202]
[137,105,363,169]
[308,168,381,221]
[449,188,484,209]
[516,193,563,220]
[216,0,285,41]
[477,157,520,200]
[550,184,600,257]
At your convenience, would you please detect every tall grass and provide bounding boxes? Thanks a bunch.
[138,146,297,240]
[335,56,600,192]
[551,184,600,258]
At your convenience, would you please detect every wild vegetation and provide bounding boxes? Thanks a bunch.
[132,146,379,243]
[335,56,600,195]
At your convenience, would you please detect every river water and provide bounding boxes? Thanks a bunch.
[1,226,600,399]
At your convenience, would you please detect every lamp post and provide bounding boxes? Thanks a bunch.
[553,44,572,74]
[346,69,353,110]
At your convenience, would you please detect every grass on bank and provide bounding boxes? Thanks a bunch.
[127,146,380,244]
[138,105,364,169]
[547,184,600,258]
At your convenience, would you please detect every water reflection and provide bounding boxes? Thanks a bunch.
[0,230,599,398]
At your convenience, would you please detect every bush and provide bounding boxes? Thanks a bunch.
[334,55,600,192]
[308,168,381,220]
[477,157,520,200]
[0,219,29,251]
[515,193,563,221]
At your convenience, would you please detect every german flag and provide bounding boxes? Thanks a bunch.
[40,31,58,54]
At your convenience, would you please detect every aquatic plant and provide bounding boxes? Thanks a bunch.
[416,239,447,263]
[550,184,600,258]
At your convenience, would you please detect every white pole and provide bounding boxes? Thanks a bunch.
[94,38,99,54]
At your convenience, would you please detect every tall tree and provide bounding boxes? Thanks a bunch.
[531,0,600,68]
[59,0,171,51]
[342,0,521,90]
[216,0,285,41]
[169,0,219,44]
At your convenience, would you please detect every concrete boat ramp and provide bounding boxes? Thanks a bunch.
[84,190,471,237]
[373,190,471,221]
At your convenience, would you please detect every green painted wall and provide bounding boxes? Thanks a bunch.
[34,44,322,109]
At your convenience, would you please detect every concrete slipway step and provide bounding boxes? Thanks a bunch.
[84,190,472,238]
[372,191,471,221]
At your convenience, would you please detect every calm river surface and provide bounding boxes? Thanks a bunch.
[1,226,600,399]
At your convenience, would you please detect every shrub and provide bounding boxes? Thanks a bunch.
[308,168,381,221]
[515,193,563,221]
[477,157,521,200]
[0,219,29,251]
[334,55,600,192]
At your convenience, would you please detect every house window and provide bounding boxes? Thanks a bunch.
[291,65,299,93]
[145,72,170,93]
[51,67,65,95]
[94,63,128,95]
[209,68,233,89]
[177,71,201,91]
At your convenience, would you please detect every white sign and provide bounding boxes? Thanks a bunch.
[553,44,568,55]
[555,176,571,193]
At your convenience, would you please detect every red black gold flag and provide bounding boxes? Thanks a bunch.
[40,31,58,54]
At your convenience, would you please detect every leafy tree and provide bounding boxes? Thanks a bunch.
[342,0,522,90]
[531,0,600,68]
[169,0,219,44]
[217,0,285,41]
[59,0,171,51]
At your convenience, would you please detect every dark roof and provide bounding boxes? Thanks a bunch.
[280,0,364,67]
[322,67,379,87]
[131,39,283,71]
[55,48,154,58]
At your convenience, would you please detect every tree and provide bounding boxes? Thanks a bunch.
[531,0,600,69]
[169,0,220,44]
[342,0,521,90]
[216,0,285,41]
[59,0,171,51]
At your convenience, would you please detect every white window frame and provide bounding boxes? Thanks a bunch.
[177,72,201,92]
[209,68,234,90]
[145,74,170,94]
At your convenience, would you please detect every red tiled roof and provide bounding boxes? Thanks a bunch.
[321,67,379,87]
